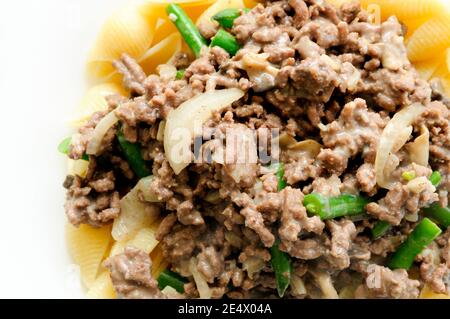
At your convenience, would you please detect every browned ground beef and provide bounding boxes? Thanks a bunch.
[65,0,450,299]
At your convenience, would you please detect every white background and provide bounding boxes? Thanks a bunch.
[0,0,129,298]
[0,0,449,299]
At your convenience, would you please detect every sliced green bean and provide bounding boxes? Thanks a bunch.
[303,193,370,220]
[157,269,187,293]
[117,131,151,178]
[424,203,450,228]
[371,220,392,239]
[269,162,287,191]
[210,29,241,56]
[212,8,251,29]
[58,137,89,161]
[388,218,442,270]
[429,171,442,187]
[166,3,207,57]
[176,69,185,79]
[270,240,291,298]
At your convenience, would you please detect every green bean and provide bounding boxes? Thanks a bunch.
[166,3,207,57]
[117,131,151,178]
[270,240,291,298]
[429,171,442,187]
[303,193,370,220]
[210,29,241,56]
[371,220,391,239]
[176,69,185,79]
[388,218,442,270]
[212,8,251,29]
[58,137,89,161]
[157,269,187,293]
[269,162,287,191]
[424,203,450,228]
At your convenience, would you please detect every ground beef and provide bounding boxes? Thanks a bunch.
[197,246,225,283]
[420,256,449,294]
[113,54,147,96]
[355,264,420,299]
[318,98,386,175]
[326,219,356,270]
[64,174,120,227]
[103,247,165,299]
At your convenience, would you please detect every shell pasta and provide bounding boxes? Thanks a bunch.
[87,5,157,79]
[66,224,112,289]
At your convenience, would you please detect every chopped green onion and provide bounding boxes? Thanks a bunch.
[371,220,392,239]
[210,29,241,56]
[270,240,291,298]
[166,3,207,57]
[388,218,442,270]
[424,203,450,228]
[429,171,442,187]
[402,171,416,182]
[304,193,370,220]
[58,137,89,161]
[211,8,250,29]
[117,131,151,178]
[157,269,187,293]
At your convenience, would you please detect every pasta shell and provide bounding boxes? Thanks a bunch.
[243,0,260,8]
[407,15,450,62]
[413,58,441,80]
[402,17,430,39]
[87,5,157,79]
[420,284,450,299]
[86,271,116,299]
[139,0,217,24]
[150,244,169,278]
[152,18,178,46]
[431,49,450,78]
[70,83,125,127]
[360,0,448,21]
[139,32,182,75]
[66,223,112,289]
[109,241,126,257]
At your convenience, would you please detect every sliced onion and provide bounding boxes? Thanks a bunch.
[224,231,243,248]
[406,125,430,167]
[242,256,266,279]
[112,176,161,241]
[290,274,307,297]
[288,139,323,157]
[276,132,297,149]
[310,270,339,299]
[240,53,279,92]
[86,111,119,155]
[156,120,166,142]
[189,257,212,299]
[375,103,424,189]
[164,88,245,174]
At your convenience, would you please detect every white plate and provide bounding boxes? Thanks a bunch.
[0,0,128,298]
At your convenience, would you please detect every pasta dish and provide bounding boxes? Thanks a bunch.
[60,0,450,299]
